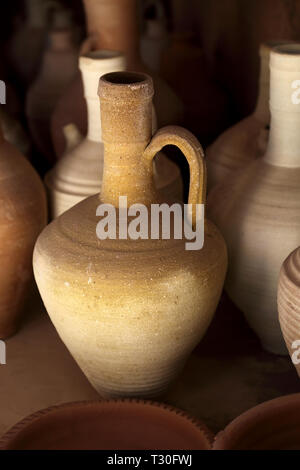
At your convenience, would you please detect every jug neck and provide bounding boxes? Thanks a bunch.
[83,0,140,65]
[98,72,156,207]
[264,44,300,168]
[79,51,126,142]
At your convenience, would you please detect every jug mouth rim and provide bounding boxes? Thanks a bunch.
[100,71,150,86]
[98,71,154,100]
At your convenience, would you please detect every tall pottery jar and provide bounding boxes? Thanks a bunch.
[34,71,227,398]
[0,125,47,339]
[26,28,78,165]
[46,51,182,219]
[206,42,286,191]
[278,247,300,375]
[51,0,183,159]
[208,44,300,354]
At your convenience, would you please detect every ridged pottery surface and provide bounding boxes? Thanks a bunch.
[206,42,285,191]
[213,394,300,450]
[26,28,78,163]
[46,51,182,218]
[34,72,227,398]
[208,44,300,354]
[50,0,183,159]
[278,247,300,375]
[0,400,213,450]
[0,128,47,339]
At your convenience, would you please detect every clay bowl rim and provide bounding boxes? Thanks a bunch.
[213,393,300,450]
[0,399,214,450]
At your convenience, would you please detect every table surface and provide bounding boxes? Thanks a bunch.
[0,287,299,438]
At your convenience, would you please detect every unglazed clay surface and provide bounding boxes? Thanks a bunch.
[208,44,300,354]
[278,247,300,375]
[34,72,227,398]
[0,130,47,338]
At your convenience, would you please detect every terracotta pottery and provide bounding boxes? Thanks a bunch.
[0,125,47,339]
[51,0,183,159]
[208,44,300,354]
[0,400,213,450]
[206,42,282,191]
[33,71,227,398]
[214,394,300,450]
[26,27,78,164]
[278,247,300,375]
[46,51,182,219]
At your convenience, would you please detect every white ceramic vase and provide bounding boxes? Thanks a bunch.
[208,44,300,354]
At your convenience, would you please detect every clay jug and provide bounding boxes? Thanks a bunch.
[208,44,300,355]
[26,28,78,164]
[51,0,183,159]
[33,71,227,398]
[46,51,182,219]
[206,42,281,191]
[278,247,300,376]
[0,125,47,339]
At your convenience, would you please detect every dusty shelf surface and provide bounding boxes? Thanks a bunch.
[0,287,299,438]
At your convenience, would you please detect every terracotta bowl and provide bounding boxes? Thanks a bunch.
[213,394,300,450]
[0,400,212,450]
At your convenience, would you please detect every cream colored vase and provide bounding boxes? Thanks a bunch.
[206,42,287,191]
[33,71,227,398]
[46,51,182,219]
[278,247,300,375]
[208,44,300,354]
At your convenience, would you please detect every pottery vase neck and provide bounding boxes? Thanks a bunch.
[83,0,141,66]
[39,30,75,83]
[253,43,272,124]
[264,44,300,168]
[79,51,126,143]
[98,72,156,207]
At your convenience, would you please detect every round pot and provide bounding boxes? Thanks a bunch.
[0,400,213,450]
[278,247,300,376]
[213,394,300,450]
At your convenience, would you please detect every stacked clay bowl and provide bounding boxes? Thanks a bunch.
[0,400,213,450]
[213,394,300,450]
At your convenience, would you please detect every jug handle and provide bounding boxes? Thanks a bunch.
[142,125,206,229]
